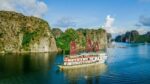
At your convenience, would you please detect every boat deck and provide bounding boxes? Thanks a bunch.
[59,62,103,69]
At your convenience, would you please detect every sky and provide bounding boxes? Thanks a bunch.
[0,0,150,35]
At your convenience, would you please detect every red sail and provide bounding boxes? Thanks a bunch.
[94,41,99,52]
[70,41,76,55]
[86,38,93,52]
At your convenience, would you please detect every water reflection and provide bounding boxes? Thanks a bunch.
[61,64,107,82]
[1,43,150,84]
[0,52,56,84]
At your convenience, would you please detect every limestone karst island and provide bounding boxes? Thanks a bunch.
[0,11,108,53]
[0,11,57,53]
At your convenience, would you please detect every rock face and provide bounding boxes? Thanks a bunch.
[76,29,107,51]
[115,30,150,43]
[52,28,63,38]
[0,11,57,53]
[54,28,108,52]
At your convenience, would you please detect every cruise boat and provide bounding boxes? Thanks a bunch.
[58,38,107,69]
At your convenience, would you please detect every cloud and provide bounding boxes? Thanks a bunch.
[0,0,48,17]
[139,16,150,27]
[54,17,77,28]
[104,15,115,33]
[137,28,148,34]
[104,15,115,28]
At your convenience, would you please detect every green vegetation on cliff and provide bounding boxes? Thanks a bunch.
[52,28,108,51]
[55,28,79,51]
[0,11,108,53]
[0,11,57,53]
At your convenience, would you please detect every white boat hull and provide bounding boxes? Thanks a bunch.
[59,52,107,69]
[59,56,107,69]
[59,62,105,69]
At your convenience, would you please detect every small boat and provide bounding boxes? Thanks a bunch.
[58,38,108,69]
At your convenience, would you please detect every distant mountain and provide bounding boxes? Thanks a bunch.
[115,30,150,43]
[0,11,57,53]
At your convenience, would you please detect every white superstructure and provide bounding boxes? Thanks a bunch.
[59,52,107,69]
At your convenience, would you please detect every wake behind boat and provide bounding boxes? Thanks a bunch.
[58,38,108,69]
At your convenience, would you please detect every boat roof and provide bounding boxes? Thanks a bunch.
[65,52,106,58]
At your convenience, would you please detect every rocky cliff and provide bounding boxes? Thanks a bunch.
[115,30,150,43]
[0,11,57,53]
[53,28,108,52]
[76,28,107,51]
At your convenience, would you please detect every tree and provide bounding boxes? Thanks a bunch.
[65,28,79,41]
[56,28,79,51]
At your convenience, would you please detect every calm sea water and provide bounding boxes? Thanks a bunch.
[0,43,150,84]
